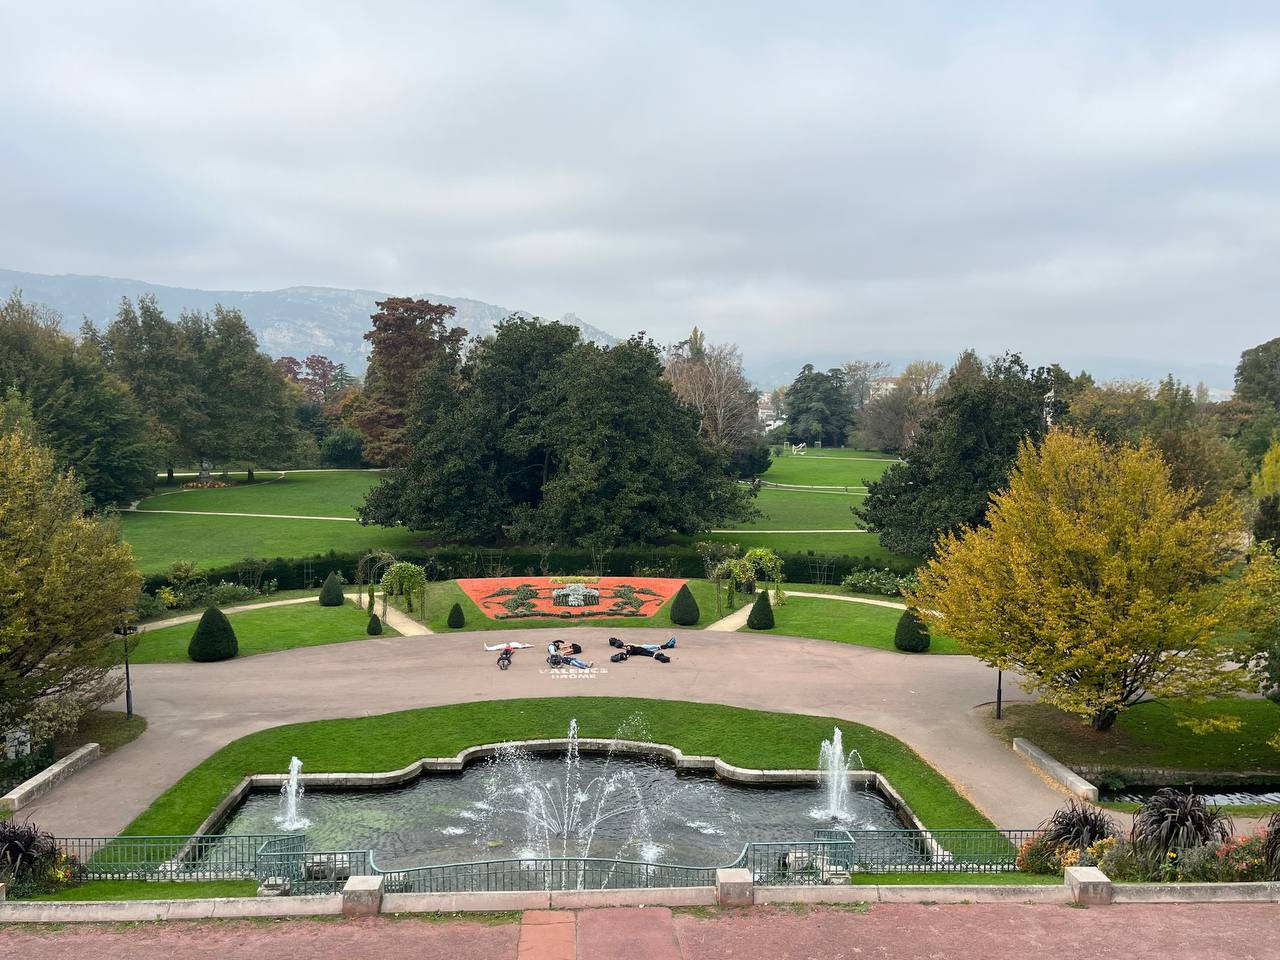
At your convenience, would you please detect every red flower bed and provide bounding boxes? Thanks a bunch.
[456,577,687,621]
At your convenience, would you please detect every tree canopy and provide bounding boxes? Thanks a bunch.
[1236,336,1280,408]
[353,297,466,466]
[360,319,753,545]
[0,431,142,741]
[908,429,1260,731]
[858,352,1074,557]
[783,365,854,447]
[0,293,154,505]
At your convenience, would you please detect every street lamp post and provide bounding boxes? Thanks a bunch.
[995,668,1003,720]
[114,624,138,718]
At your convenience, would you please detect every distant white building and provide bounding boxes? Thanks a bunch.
[868,376,899,402]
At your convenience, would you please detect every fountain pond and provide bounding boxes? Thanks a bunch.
[216,725,911,870]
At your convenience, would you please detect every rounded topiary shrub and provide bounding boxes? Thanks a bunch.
[670,583,700,626]
[367,613,382,636]
[447,602,465,629]
[318,571,344,606]
[188,606,238,662]
[894,608,930,652]
[746,590,774,630]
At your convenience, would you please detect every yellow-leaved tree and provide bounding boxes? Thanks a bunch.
[907,428,1261,732]
[0,430,142,742]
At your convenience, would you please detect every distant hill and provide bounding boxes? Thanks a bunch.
[0,269,618,372]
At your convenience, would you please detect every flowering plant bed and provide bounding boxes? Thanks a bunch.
[456,577,688,620]
[181,480,231,490]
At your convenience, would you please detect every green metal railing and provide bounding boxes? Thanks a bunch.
[59,834,282,881]
[737,829,1034,885]
[372,855,720,893]
[55,827,1037,892]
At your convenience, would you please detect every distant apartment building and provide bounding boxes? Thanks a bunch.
[868,376,899,401]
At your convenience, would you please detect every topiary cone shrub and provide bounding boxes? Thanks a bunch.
[447,602,465,629]
[367,613,383,636]
[670,583,700,626]
[318,571,344,606]
[894,608,931,652]
[746,590,774,629]
[188,606,238,662]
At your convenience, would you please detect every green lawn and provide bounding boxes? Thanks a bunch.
[120,511,425,574]
[419,578,722,632]
[124,698,993,837]
[745,595,961,654]
[1100,800,1279,816]
[24,880,258,901]
[848,871,1061,886]
[137,588,324,624]
[55,711,147,756]
[762,450,897,488]
[726,488,866,530]
[989,700,1280,773]
[140,470,382,518]
[132,599,395,663]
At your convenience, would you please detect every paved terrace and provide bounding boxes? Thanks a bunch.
[4,903,1278,960]
[28,624,1062,837]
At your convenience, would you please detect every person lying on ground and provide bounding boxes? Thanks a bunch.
[548,639,592,669]
[608,636,675,662]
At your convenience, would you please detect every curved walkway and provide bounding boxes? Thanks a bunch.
[136,594,426,636]
[26,624,1062,838]
[706,591,905,631]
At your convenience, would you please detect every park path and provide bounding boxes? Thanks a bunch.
[135,594,427,636]
[705,590,906,631]
[4,903,1278,959]
[26,623,1064,838]
[131,508,358,521]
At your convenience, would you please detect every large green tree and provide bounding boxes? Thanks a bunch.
[353,298,467,466]
[858,351,1073,557]
[909,429,1260,732]
[0,431,142,741]
[783,365,853,447]
[93,298,299,478]
[1236,336,1280,407]
[1066,376,1244,506]
[361,319,752,543]
[0,293,154,505]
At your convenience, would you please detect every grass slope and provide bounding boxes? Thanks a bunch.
[132,600,394,663]
[745,595,961,654]
[848,871,1061,886]
[125,698,993,837]
[762,450,896,487]
[121,511,425,573]
[54,711,147,757]
[420,578,721,632]
[140,470,381,518]
[725,488,866,530]
[25,880,258,901]
[989,700,1280,773]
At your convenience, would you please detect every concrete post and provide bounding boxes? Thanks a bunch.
[341,875,384,917]
[1065,866,1112,905]
[716,868,754,908]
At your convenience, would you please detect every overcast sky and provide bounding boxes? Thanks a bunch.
[2,2,1277,387]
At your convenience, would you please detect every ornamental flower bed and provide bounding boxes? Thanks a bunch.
[182,479,231,490]
[456,577,687,620]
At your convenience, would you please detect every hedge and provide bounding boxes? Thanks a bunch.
[142,545,917,593]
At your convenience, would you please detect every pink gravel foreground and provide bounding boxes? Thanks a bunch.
[4,904,1280,960]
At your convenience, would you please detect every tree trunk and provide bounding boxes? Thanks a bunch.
[247,467,255,482]
[1090,709,1118,732]
[166,464,174,483]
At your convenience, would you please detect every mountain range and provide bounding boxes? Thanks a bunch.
[0,269,617,372]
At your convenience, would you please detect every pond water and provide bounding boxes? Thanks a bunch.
[217,754,910,870]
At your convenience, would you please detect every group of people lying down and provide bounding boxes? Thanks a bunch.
[484,636,678,669]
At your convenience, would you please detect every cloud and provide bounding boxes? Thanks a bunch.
[2,2,1278,386]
